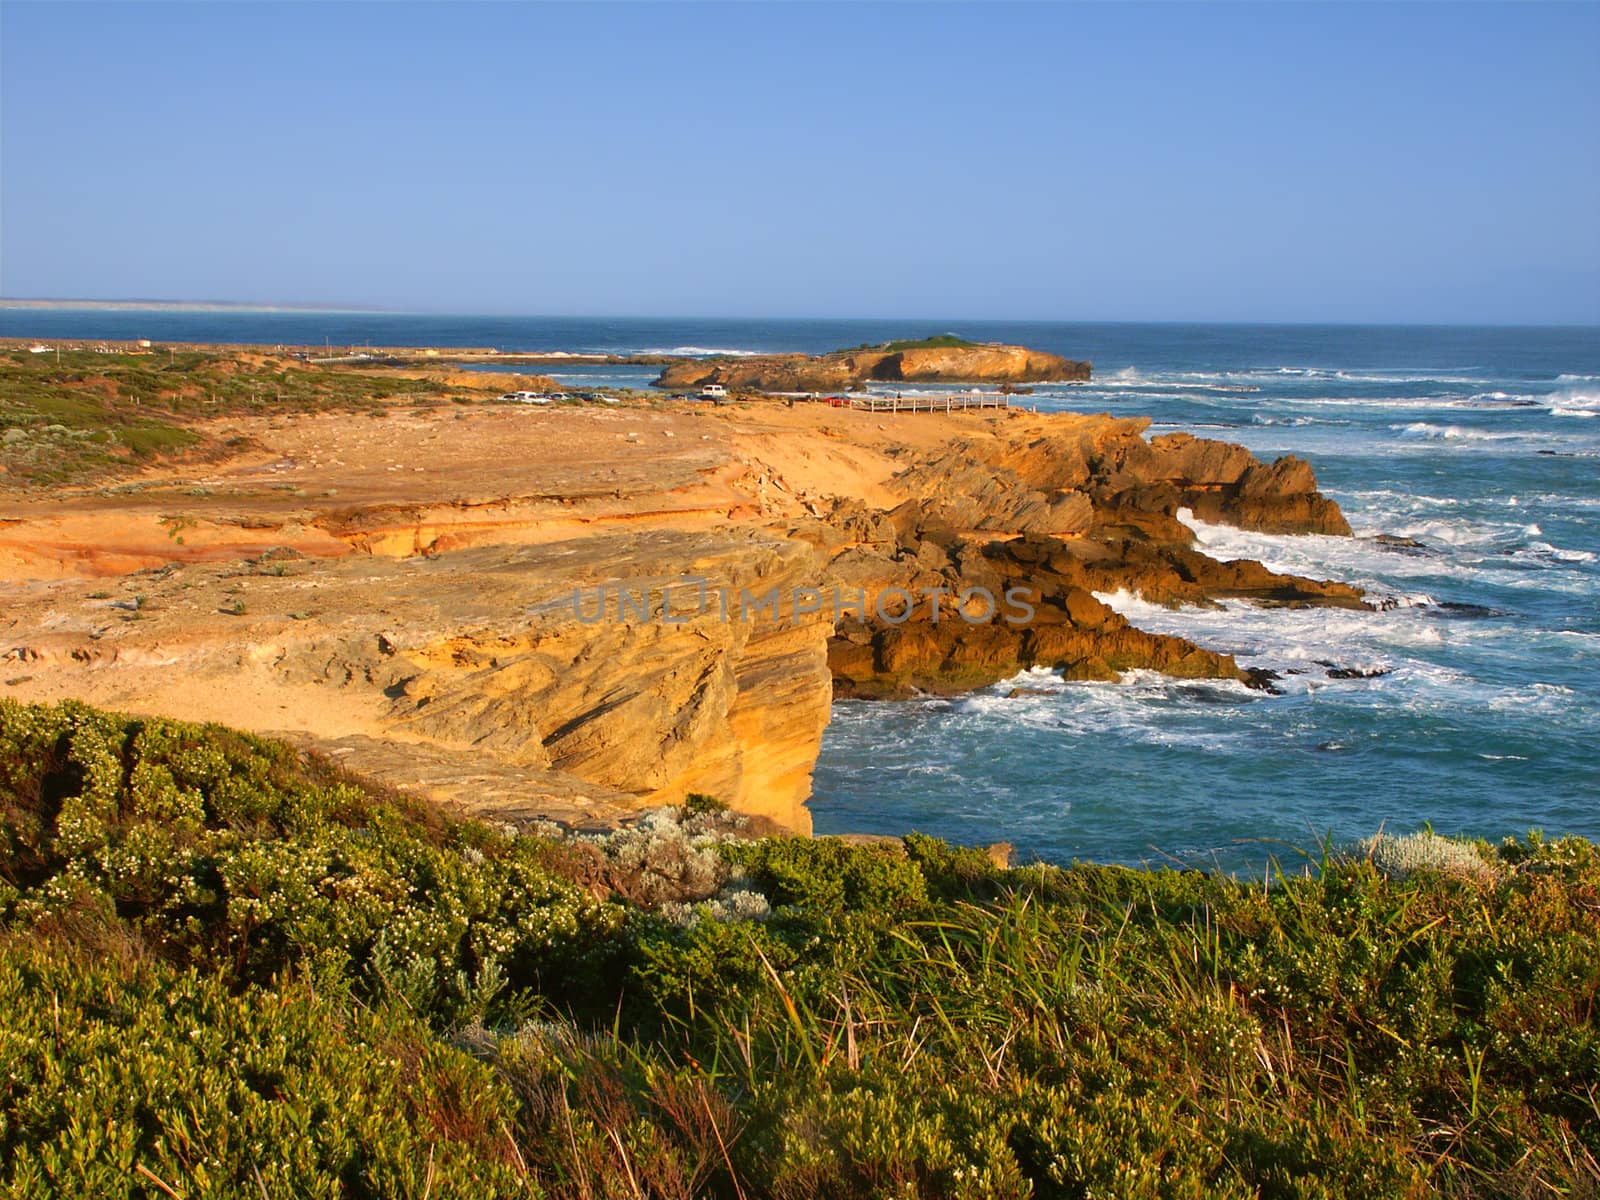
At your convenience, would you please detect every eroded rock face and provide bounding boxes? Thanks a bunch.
[335,533,837,833]
[0,529,834,834]
[0,401,1360,832]
[809,420,1364,699]
[654,343,1092,393]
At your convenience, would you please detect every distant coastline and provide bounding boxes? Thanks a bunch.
[0,298,379,314]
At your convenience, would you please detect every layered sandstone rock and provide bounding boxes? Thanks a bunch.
[0,529,833,833]
[378,533,834,832]
[0,398,1362,832]
[654,342,1091,393]
[795,416,1364,699]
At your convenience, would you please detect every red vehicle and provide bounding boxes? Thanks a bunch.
[825,395,849,408]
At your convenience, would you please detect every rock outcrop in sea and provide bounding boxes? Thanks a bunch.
[655,342,1092,393]
[809,419,1360,698]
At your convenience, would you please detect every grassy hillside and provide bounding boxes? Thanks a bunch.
[1,699,1596,1197]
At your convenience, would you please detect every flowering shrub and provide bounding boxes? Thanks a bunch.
[0,699,621,1024]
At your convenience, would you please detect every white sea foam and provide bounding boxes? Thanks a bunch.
[1521,542,1598,565]
[1387,518,1540,546]
[1176,508,1396,577]
[1089,587,1584,728]
[1236,393,1535,415]
[633,345,763,358]
[1487,682,1583,715]
[1164,505,1600,608]
[1228,366,1489,386]
[1093,589,1392,671]
[1450,382,1600,419]
[1542,382,1600,418]
[1394,422,1525,443]
[948,667,1264,753]
[1335,488,1463,509]
[1077,373,1263,397]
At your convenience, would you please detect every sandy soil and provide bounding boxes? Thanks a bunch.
[0,399,1060,577]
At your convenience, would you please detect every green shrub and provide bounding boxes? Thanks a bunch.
[0,938,535,1198]
[1361,829,1499,884]
[2,700,1597,1197]
[729,835,928,913]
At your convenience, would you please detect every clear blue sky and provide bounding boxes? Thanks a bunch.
[3,1,1596,323]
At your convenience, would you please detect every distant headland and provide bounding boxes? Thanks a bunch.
[0,298,378,313]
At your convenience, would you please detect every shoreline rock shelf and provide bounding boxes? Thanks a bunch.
[0,387,1360,834]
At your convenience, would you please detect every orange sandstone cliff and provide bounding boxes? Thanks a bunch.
[0,400,1359,834]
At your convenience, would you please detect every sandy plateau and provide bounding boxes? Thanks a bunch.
[1,398,1362,832]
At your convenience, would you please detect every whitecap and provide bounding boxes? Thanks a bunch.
[633,345,764,358]
[1521,542,1598,565]
[1393,421,1525,443]
[1541,385,1600,418]
[1337,488,1462,510]
[1369,590,1436,609]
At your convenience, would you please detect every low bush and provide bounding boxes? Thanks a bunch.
[2,699,1596,1197]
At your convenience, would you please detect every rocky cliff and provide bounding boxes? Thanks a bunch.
[654,342,1092,393]
[365,532,836,833]
[797,417,1362,698]
[0,398,1361,834]
[0,529,834,833]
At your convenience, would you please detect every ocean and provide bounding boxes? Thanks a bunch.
[5,310,1597,867]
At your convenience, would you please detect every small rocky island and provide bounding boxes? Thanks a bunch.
[654,334,1092,393]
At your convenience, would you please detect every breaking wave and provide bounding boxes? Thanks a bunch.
[632,345,764,358]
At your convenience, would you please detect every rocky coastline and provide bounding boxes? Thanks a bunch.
[2,347,1361,835]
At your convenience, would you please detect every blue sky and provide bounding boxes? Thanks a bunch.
[2,1,1596,323]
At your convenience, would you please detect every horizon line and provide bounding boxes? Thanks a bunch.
[1,298,1597,332]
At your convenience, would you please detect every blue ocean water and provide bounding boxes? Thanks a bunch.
[5,311,1597,865]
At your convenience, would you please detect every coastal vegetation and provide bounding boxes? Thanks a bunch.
[0,347,501,490]
[836,334,983,354]
[2,698,1596,1197]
